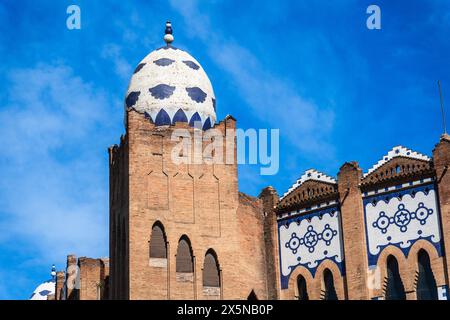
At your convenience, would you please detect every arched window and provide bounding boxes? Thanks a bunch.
[416,250,438,300]
[203,250,220,287]
[149,222,167,259]
[322,269,338,300]
[385,255,406,300]
[296,275,309,300]
[176,236,193,273]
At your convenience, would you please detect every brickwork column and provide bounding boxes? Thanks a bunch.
[78,258,102,300]
[338,162,369,299]
[55,271,65,300]
[259,186,280,300]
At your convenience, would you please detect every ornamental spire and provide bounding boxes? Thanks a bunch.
[164,21,174,44]
[51,264,56,280]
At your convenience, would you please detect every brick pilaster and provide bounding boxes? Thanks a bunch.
[338,162,369,299]
[259,186,280,300]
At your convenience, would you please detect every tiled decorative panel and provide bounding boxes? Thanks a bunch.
[363,182,443,267]
[278,206,345,289]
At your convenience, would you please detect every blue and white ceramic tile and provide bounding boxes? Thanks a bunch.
[278,206,344,289]
[364,183,442,266]
[125,45,216,129]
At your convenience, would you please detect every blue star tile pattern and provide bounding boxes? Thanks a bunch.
[285,233,301,254]
[364,184,443,267]
[285,224,338,254]
[373,202,433,233]
[278,206,345,289]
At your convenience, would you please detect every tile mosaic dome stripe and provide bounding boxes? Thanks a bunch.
[125,42,217,129]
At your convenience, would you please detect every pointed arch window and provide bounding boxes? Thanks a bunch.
[176,236,194,273]
[385,255,406,300]
[322,269,338,300]
[416,250,438,300]
[296,275,309,300]
[203,250,220,287]
[149,222,167,259]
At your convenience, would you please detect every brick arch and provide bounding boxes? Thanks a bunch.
[176,235,194,273]
[202,248,220,287]
[408,240,445,288]
[200,248,221,300]
[149,221,167,259]
[286,266,314,300]
[408,240,440,267]
[315,260,346,300]
[376,246,409,298]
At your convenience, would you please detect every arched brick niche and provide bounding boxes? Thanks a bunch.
[285,266,315,300]
[149,221,167,267]
[370,240,447,300]
[176,236,194,277]
[296,275,309,300]
[316,259,346,300]
[373,246,408,299]
[384,255,407,300]
[202,249,221,299]
[145,221,169,299]
[282,259,346,300]
[408,240,445,300]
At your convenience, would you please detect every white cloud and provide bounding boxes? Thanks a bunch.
[169,0,335,158]
[0,64,115,265]
[101,43,133,80]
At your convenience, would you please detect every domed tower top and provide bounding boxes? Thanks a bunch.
[124,21,216,130]
[29,265,56,300]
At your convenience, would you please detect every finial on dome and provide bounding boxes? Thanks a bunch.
[51,264,56,280]
[164,21,174,44]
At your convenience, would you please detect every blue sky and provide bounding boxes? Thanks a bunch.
[0,0,449,299]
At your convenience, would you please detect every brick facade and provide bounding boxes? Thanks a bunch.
[106,110,269,300]
[53,124,450,301]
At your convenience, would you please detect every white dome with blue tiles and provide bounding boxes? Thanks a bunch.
[29,265,56,300]
[125,21,216,130]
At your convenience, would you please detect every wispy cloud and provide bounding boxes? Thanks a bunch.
[169,0,335,158]
[101,44,133,80]
[0,63,114,273]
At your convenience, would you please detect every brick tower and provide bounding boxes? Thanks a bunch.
[108,22,270,300]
